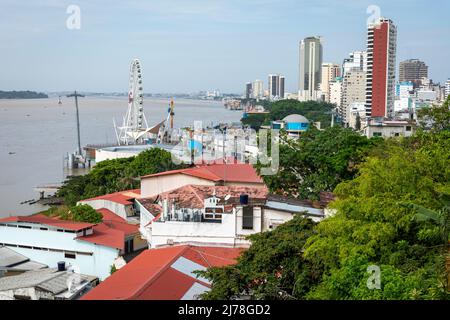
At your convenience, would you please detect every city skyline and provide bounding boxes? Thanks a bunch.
[0,0,449,93]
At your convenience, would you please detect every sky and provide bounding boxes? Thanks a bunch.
[0,0,449,94]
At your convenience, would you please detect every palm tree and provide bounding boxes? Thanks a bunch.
[401,195,450,246]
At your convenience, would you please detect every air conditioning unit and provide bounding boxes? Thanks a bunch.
[166,239,174,245]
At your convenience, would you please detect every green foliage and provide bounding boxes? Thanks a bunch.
[303,131,450,299]
[65,204,103,223]
[240,99,335,130]
[57,148,186,205]
[110,264,118,275]
[266,99,335,128]
[417,96,450,132]
[241,113,269,130]
[201,131,450,300]
[41,204,102,223]
[256,126,379,200]
[198,215,318,300]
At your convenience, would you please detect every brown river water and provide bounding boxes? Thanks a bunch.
[0,97,242,216]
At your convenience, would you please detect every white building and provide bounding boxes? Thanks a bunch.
[298,36,323,102]
[342,51,367,76]
[363,119,415,138]
[445,79,450,99]
[341,70,366,124]
[321,63,341,102]
[0,215,121,280]
[252,80,264,99]
[347,102,366,130]
[139,185,326,248]
[329,79,342,107]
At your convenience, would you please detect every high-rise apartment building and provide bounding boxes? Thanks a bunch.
[341,70,367,124]
[298,36,323,101]
[399,59,428,87]
[279,76,285,99]
[365,18,397,118]
[329,79,342,107]
[268,74,285,100]
[446,79,450,99]
[252,80,264,99]
[321,63,341,102]
[245,82,253,99]
[342,51,367,76]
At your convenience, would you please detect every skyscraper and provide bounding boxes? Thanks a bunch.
[445,79,450,99]
[268,74,279,100]
[399,59,428,87]
[298,36,323,101]
[279,76,285,99]
[245,82,253,99]
[268,74,285,100]
[365,18,397,118]
[321,63,341,102]
[252,80,264,99]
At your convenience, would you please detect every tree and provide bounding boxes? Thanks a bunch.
[303,132,450,299]
[57,148,187,205]
[417,96,450,132]
[241,113,269,130]
[198,215,318,300]
[266,99,335,128]
[401,192,450,245]
[201,131,450,300]
[64,204,102,223]
[256,126,379,200]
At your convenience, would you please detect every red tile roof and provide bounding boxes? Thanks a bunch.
[141,163,263,184]
[0,214,94,231]
[76,209,140,250]
[77,223,125,250]
[79,189,141,205]
[81,245,243,300]
[97,208,139,236]
[153,184,268,209]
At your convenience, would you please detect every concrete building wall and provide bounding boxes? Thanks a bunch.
[0,224,119,280]
[78,199,132,219]
[141,174,215,198]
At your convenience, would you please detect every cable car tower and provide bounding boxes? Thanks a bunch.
[115,59,150,145]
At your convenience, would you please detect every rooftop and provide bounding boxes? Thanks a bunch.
[145,184,269,210]
[141,163,263,184]
[282,114,309,123]
[0,246,47,271]
[81,245,243,300]
[0,267,97,296]
[76,209,140,250]
[79,189,141,205]
[0,214,94,232]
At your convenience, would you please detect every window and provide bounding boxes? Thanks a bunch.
[64,252,76,259]
[406,126,412,131]
[242,206,254,230]
[373,132,382,137]
[40,227,48,231]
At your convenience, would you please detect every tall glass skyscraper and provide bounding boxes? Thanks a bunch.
[298,36,323,101]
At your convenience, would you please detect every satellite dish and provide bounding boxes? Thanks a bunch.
[224,194,231,201]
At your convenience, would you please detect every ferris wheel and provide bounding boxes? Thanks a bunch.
[115,58,149,145]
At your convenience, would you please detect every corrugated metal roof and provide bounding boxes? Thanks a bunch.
[0,246,28,267]
[0,268,96,294]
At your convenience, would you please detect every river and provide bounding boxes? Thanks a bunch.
[0,97,242,217]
